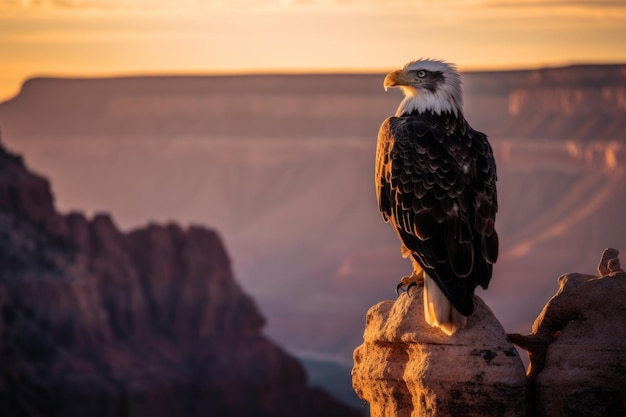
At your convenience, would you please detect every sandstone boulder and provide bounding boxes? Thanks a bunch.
[352,285,527,417]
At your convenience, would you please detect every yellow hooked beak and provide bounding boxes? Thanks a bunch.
[384,69,410,91]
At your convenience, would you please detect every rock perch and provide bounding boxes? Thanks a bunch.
[352,284,527,417]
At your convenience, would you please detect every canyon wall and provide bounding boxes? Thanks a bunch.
[0,144,359,417]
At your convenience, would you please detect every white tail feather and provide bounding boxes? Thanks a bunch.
[423,274,467,335]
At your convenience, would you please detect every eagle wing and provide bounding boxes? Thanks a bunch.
[375,114,498,315]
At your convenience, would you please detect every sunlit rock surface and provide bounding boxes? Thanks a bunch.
[352,286,526,417]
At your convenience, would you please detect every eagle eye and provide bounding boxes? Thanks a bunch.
[416,70,427,78]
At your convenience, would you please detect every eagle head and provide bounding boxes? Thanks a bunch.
[384,59,463,116]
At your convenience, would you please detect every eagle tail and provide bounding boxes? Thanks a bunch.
[423,274,467,335]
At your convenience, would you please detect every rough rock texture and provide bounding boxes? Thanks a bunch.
[510,248,626,417]
[0,143,359,417]
[352,286,527,417]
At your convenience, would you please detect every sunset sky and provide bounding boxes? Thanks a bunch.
[1,0,625,101]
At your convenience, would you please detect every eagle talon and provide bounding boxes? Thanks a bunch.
[396,270,425,296]
[396,275,414,295]
[395,282,405,295]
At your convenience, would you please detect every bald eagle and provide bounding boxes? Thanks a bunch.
[376,59,498,335]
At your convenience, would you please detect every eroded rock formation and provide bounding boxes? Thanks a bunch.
[0,143,359,416]
[352,286,527,417]
[510,248,626,417]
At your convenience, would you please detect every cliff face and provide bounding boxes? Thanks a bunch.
[0,144,358,416]
[496,65,626,140]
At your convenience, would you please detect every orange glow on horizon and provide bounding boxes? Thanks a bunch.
[1,0,625,102]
